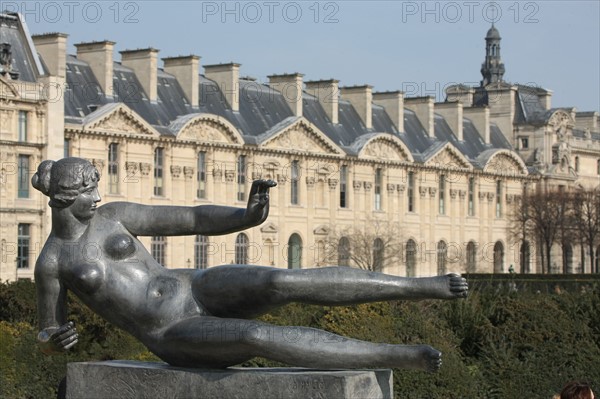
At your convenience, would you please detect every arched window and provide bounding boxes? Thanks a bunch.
[338,237,351,266]
[574,156,580,172]
[467,241,477,273]
[195,235,209,269]
[520,241,531,274]
[373,238,384,271]
[235,233,249,264]
[562,243,573,274]
[437,240,447,275]
[493,241,504,273]
[287,234,302,269]
[406,239,417,277]
[237,155,246,201]
[151,236,166,266]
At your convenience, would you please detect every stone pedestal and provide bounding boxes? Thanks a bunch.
[66,361,393,399]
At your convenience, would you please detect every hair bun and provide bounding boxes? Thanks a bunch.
[31,160,54,196]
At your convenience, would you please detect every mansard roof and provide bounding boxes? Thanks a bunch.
[61,49,524,171]
[0,12,44,82]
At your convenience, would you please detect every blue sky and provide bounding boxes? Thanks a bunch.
[9,0,600,112]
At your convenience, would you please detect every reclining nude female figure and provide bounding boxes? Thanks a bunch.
[33,157,468,372]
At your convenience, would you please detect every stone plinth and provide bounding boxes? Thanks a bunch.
[66,361,393,399]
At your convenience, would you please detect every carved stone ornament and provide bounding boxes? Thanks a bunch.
[328,178,338,190]
[506,194,514,204]
[184,166,194,179]
[306,176,316,188]
[224,170,235,182]
[459,190,466,199]
[397,184,406,193]
[362,139,407,161]
[449,189,458,199]
[353,180,362,191]
[268,127,328,153]
[125,161,139,175]
[429,187,437,197]
[213,169,223,179]
[276,174,287,185]
[170,165,182,178]
[419,187,428,198]
[487,192,495,202]
[387,183,396,193]
[478,192,486,200]
[96,110,142,134]
[140,163,152,176]
[364,182,373,191]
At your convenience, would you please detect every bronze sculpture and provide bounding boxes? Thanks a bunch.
[34,157,468,372]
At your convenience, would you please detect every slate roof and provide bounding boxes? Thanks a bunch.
[0,13,43,82]
[59,34,524,169]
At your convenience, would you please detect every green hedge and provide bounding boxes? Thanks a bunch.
[1,280,599,398]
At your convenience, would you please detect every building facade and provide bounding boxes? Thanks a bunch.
[1,13,598,281]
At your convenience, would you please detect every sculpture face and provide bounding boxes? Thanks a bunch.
[69,181,101,222]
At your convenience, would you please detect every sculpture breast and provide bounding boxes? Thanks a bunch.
[104,234,137,260]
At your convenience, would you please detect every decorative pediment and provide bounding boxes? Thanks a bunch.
[262,119,344,156]
[425,143,471,170]
[359,135,414,162]
[260,222,278,234]
[174,114,243,144]
[313,225,331,236]
[483,150,528,175]
[0,77,19,99]
[83,103,159,136]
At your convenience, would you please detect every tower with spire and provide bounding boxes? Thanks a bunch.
[480,24,505,86]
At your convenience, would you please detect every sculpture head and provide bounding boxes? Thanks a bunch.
[32,158,101,214]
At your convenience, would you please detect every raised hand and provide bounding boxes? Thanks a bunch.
[244,180,277,225]
[38,321,78,355]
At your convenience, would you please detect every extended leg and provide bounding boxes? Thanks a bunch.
[193,265,467,318]
[152,316,441,372]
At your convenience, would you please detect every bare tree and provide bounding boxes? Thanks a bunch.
[571,188,600,273]
[323,219,403,272]
[509,188,568,274]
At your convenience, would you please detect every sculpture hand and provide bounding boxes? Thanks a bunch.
[245,180,277,225]
[38,321,78,355]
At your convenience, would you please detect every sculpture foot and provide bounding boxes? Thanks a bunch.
[421,273,468,300]
[400,345,442,373]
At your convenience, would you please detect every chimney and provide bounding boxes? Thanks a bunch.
[120,48,159,102]
[575,111,599,132]
[268,73,304,116]
[204,63,240,112]
[373,91,404,132]
[435,101,464,141]
[305,79,339,124]
[75,40,115,97]
[31,33,68,78]
[464,106,490,144]
[538,89,552,110]
[340,85,373,129]
[445,84,475,106]
[163,55,200,108]
[405,96,435,138]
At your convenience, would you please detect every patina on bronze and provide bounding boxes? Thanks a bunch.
[33,157,468,372]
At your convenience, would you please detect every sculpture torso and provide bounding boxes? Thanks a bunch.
[40,206,206,344]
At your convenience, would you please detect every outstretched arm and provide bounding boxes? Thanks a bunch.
[100,180,276,237]
[35,258,78,355]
